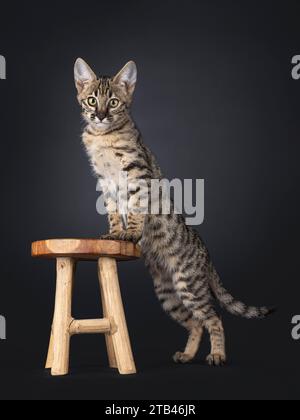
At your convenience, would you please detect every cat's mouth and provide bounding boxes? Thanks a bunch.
[94,116,111,126]
[90,118,111,129]
[91,119,113,132]
[95,120,110,126]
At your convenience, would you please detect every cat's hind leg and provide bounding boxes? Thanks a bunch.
[171,272,227,366]
[204,317,226,366]
[149,266,204,364]
[173,322,204,364]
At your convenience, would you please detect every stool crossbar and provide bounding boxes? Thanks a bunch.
[31,239,140,376]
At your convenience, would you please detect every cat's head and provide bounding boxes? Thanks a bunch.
[74,59,137,132]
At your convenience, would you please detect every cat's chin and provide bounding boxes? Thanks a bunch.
[89,121,112,133]
[95,122,110,129]
[87,117,130,134]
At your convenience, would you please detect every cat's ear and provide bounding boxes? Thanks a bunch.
[74,58,97,94]
[113,61,137,97]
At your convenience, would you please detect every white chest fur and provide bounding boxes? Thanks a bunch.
[83,135,123,185]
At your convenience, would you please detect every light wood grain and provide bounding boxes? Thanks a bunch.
[98,257,136,375]
[31,239,141,261]
[45,328,54,369]
[70,319,111,335]
[101,287,118,369]
[51,258,75,376]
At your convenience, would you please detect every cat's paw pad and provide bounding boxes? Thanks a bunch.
[173,352,192,364]
[206,354,226,367]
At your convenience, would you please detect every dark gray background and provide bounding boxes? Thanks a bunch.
[0,0,299,400]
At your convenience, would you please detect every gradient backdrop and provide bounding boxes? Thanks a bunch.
[0,0,300,400]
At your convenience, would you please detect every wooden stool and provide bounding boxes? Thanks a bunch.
[31,239,141,377]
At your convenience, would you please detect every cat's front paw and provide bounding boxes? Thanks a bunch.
[100,232,141,244]
[100,233,120,241]
[117,232,141,244]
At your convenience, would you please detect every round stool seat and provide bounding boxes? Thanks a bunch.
[31,239,141,261]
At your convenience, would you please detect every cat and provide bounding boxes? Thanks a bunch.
[74,58,274,366]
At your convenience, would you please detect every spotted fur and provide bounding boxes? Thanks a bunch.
[74,59,274,366]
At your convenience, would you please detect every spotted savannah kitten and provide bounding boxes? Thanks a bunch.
[74,59,274,366]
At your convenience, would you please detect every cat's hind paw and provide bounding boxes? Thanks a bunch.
[173,352,193,364]
[206,353,226,367]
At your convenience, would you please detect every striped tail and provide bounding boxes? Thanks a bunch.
[209,267,275,319]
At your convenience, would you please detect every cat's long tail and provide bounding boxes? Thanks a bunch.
[209,266,275,319]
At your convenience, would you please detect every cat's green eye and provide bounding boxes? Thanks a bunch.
[109,99,119,108]
[87,97,97,107]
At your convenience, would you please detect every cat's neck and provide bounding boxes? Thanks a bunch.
[83,118,140,148]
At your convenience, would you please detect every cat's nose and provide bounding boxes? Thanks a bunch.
[97,112,107,122]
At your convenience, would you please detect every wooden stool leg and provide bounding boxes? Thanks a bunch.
[45,327,54,369]
[101,295,118,369]
[51,258,75,376]
[98,257,136,375]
